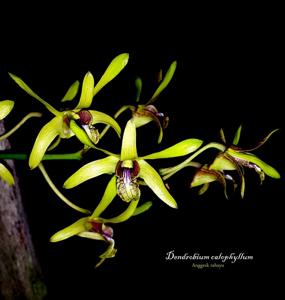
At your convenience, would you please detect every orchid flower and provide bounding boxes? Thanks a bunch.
[50,192,152,267]
[100,60,177,143]
[64,119,203,210]
[9,53,129,169]
[208,126,280,197]
[161,125,280,198]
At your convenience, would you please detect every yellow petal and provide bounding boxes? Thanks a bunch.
[64,156,118,189]
[120,119,138,160]
[0,100,14,120]
[138,159,177,208]
[50,217,90,242]
[93,53,129,96]
[0,163,15,185]
[91,176,117,218]
[29,116,62,169]
[89,110,121,137]
[76,72,95,109]
[141,139,203,160]
[61,80,80,102]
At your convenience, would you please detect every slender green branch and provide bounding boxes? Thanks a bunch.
[38,162,91,215]
[161,142,226,180]
[0,151,83,160]
[0,112,42,141]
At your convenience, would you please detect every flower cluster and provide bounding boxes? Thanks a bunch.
[0,53,280,267]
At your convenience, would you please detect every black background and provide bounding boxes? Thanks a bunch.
[1,5,284,298]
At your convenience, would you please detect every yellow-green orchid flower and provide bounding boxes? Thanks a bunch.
[50,197,152,267]
[101,60,177,143]
[173,125,280,198]
[50,216,117,268]
[0,100,15,185]
[64,119,203,209]
[9,53,129,169]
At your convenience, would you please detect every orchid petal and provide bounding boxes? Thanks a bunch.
[47,136,61,151]
[240,129,279,151]
[50,217,90,242]
[220,128,226,144]
[103,199,139,223]
[69,120,96,148]
[91,176,117,218]
[0,163,14,185]
[93,53,129,96]
[190,170,219,187]
[96,239,117,268]
[76,72,94,109]
[141,139,203,160]
[29,116,62,169]
[64,156,118,189]
[132,115,153,128]
[198,183,210,195]
[61,80,80,102]
[232,124,242,145]
[120,119,138,160]
[210,153,236,171]
[227,149,280,178]
[147,60,177,104]
[77,231,105,241]
[138,159,177,208]
[0,100,14,120]
[89,110,121,137]
[8,73,60,116]
[135,77,143,103]
[133,108,164,143]
[132,201,153,216]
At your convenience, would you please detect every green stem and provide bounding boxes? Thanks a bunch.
[38,162,91,214]
[0,112,42,141]
[160,142,226,180]
[0,151,83,160]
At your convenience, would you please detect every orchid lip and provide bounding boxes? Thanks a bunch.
[115,160,141,202]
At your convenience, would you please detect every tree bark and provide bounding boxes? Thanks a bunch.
[0,122,46,300]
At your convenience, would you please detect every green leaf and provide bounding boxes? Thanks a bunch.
[227,149,280,179]
[0,163,15,185]
[147,60,177,104]
[8,73,60,116]
[0,100,14,120]
[120,119,138,160]
[132,201,153,216]
[69,120,96,148]
[61,80,80,102]
[29,116,62,169]
[103,199,139,223]
[232,124,242,145]
[50,217,90,242]
[89,110,121,137]
[63,156,118,189]
[141,139,203,160]
[76,72,95,109]
[138,159,178,208]
[93,53,129,96]
[91,176,117,218]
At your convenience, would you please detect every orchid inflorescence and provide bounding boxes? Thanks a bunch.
[0,53,280,267]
